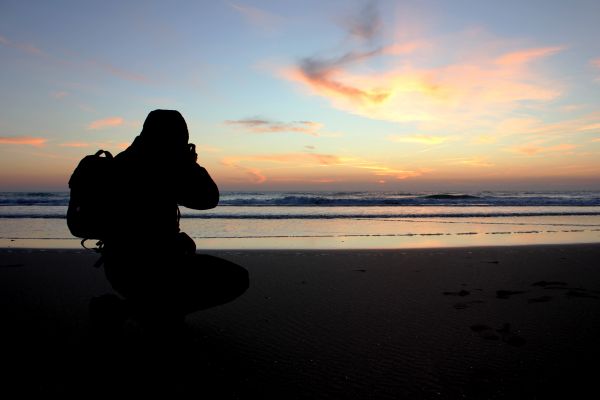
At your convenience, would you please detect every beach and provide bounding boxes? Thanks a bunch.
[3,244,600,398]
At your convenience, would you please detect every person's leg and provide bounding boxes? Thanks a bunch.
[174,254,249,313]
[103,252,249,316]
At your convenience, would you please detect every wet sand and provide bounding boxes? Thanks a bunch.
[2,244,600,398]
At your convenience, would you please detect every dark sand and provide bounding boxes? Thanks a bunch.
[2,244,600,398]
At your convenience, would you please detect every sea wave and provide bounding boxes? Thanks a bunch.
[3,211,600,219]
[1,191,600,207]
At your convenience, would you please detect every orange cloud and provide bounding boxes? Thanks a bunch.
[87,117,124,130]
[358,164,427,180]
[443,157,495,168]
[0,136,47,146]
[283,46,562,125]
[510,143,577,156]
[222,150,429,183]
[281,14,564,128]
[225,118,323,136]
[58,141,130,151]
[60,142,90,148]
[285,48,392,108]
[222,153,341,166]
[220,158,267,184]
[495,47,564,66]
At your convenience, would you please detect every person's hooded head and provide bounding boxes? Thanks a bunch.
[138,109,189,154]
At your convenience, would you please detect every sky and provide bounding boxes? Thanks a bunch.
[1,0,600,191]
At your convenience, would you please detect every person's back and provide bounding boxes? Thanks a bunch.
[105,109,219,253]
[99,110,247,319]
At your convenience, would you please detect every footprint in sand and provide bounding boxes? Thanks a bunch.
[496,290,527,299]
[470,323,526,346]
[454,300,485,310]
[470,324,500,340]
[531,281,599,299]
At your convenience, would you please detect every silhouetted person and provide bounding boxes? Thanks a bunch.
[99,110,248,322]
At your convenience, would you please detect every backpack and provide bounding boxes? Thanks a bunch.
[67,150,115,250]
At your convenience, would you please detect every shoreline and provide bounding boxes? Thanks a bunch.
[3,244,600,398]
[2,240,600,252]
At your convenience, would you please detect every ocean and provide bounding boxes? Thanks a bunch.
[1,191,600,249]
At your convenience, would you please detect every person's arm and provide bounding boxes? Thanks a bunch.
[176,162,219,210]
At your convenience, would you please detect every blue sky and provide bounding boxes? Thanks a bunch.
[1,0,600,191]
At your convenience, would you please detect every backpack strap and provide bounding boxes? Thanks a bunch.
[95,149,114,159]
[81,239,105,268]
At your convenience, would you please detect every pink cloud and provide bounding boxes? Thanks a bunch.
[495,47,564,66]
[283,44,563,125]
[0,35,44,56]
[225,118,323,136]
[222,153,342,166]
[87,60,150,83]
[229,3,282,30]
[87,117,124,130]
[0,136,47,146]
[280,10,565,129]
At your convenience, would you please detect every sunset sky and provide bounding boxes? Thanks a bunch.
[1,0,600,191]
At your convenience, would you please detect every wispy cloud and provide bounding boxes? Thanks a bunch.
[357,164,427,180]
[195,144,221,153]
[509,143,577,156]
[578,123,600,132]
[0,34,44,56]
[284,44,563,124]
[52,91,69,99]
[495,47,563,66]
[280,4,564,128]
[222,153,341,166]
[225,118,323,136]
[59,140,130,151]
[339,0,381,42]
[87,60,150,83]
[60,142,91,148]
[388,134,450,145]
[0,136,47,146]
[489,113,600,140]
[591,57,600,82]
[222,150,429,184]
[1,34,150,84]
[87,117,124,130]
[229,2,282,30]
[443,157,495,168]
